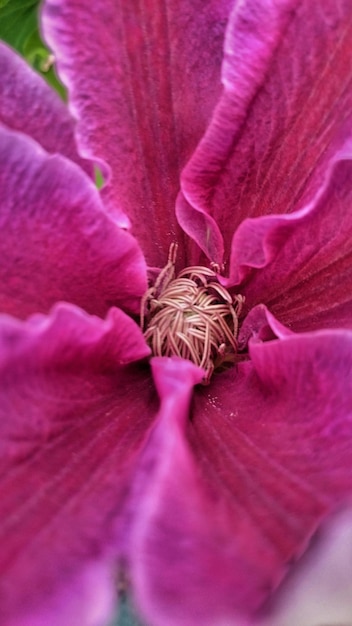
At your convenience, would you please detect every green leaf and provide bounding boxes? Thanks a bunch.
[0,0,65,99]
[0,0,38,52]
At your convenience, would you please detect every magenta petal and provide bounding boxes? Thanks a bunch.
[127,357,211,626]
[238,304,293,350]
[0,42,91,176]
[41,0,234,266]
[128,333,352,625]
[227,143,352,332]
[176,191,224,265]
[180,0,352,262]
[0,303,155,624]
[5,562,116,626]
[0,125,147,318]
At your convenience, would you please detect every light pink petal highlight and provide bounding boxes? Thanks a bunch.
[5,561,117,626]
[258,507,352,626]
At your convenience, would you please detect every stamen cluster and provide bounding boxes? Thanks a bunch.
[141,245,244,383]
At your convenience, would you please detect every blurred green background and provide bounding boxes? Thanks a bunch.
[0,0,65,97]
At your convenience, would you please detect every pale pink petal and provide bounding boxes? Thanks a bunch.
[0,125,147,318]
[258,508,352,626]
[0,303,154,625]
[227,141,352,333]
[128,333,352,625]
[5,561,117,626]
[0,42,91,176]
[41,0,234,266]
[178,0,352,263]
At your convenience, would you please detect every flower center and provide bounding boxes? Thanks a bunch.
[140,245,244,383]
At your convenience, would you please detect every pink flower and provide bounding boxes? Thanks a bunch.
[1,0,352,625]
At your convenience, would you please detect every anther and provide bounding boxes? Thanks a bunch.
[140,245,244,384]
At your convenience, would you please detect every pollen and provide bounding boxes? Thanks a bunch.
[140,244,244,384]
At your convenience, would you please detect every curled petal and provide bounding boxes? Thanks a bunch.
[238,304,293,350]
[176,191,224,266]
[128,333,352,624]
[0,303,156,624]
[0,126,147,319]
[180,0,352,263]
[227,141,352,332]
[0,42,91,176]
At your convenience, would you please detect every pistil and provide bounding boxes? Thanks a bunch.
[140,244,244,383]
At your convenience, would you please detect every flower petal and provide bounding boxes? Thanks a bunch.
[238,304,293,350]
[0,303,155,625]
[227,142,352,332]
[127,357,210,626]
[5,562,117,626]
[41,0,234,266]
[258,507,352,626]
[128,333,352,625]
[0,125,147,318]
[0,42,91,176]
[178,0,352,263]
